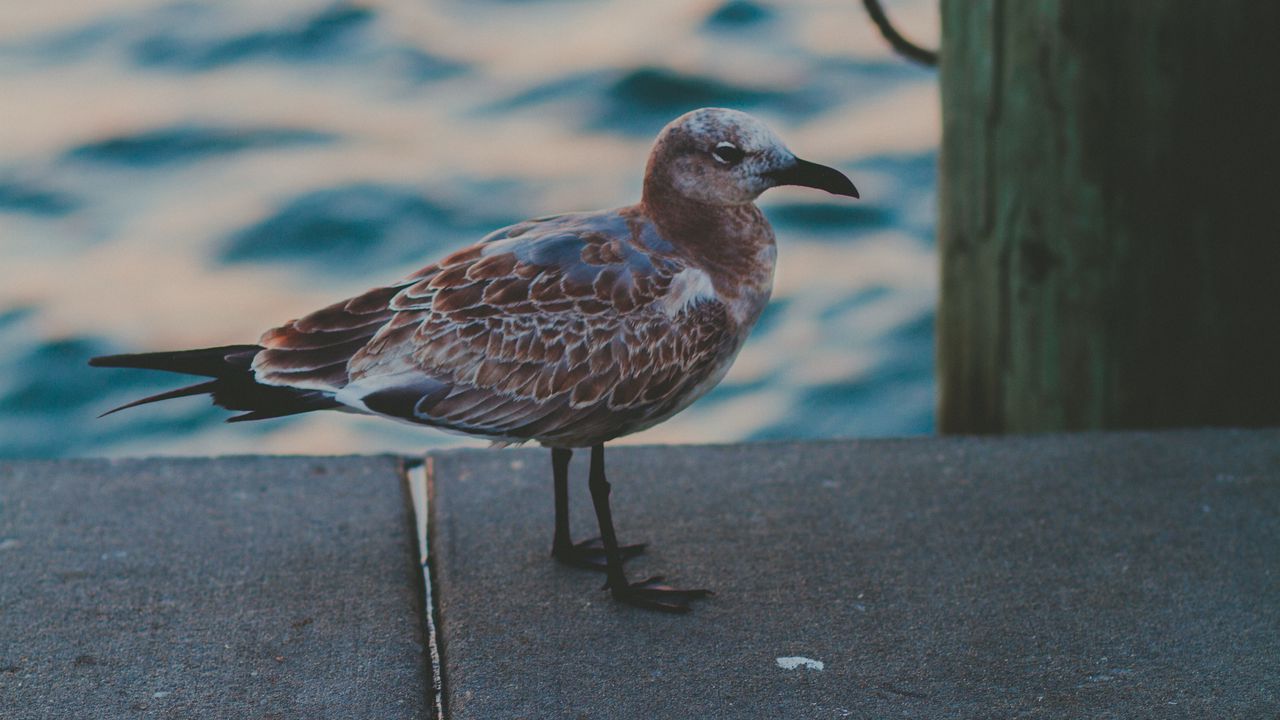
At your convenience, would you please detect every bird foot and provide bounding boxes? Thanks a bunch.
[552,536,646,571]
[608,576,712,614]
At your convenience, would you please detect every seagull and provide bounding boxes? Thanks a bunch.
[92,107,858,613]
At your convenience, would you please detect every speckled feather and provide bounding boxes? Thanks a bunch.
[253,207,760,446]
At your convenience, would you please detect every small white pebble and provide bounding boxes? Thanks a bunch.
[776,656,824,671]
[152,691,170,699]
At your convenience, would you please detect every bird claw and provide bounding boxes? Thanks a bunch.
[607,575,713,613]
[552,536,646,571]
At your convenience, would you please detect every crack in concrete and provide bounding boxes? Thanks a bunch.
[403,457,446,720]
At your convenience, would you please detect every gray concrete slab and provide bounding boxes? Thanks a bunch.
[427,429,1280,719]
[0,456,429,719]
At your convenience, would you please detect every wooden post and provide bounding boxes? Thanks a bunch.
[938,1,1280,433]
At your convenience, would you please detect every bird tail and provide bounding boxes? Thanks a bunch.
[90,344,339,422]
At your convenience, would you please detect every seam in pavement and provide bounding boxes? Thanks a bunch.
[402,456,446,719]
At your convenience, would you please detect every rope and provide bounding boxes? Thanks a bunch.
[862,0,938,67]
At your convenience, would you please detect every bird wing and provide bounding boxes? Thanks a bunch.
[252,210,735,443]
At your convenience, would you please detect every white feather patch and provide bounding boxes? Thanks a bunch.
[660,268,717,316]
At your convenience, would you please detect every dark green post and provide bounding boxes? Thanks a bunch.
[937,0,1280,433]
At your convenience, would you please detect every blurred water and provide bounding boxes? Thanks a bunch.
[0,0,939,458]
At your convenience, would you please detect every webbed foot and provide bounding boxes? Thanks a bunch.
[607,575,712,613]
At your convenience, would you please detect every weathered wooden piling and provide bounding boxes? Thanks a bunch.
[937,1,1280,433]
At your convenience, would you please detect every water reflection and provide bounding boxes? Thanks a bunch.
[0,0,939,457]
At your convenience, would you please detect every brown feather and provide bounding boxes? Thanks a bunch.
[483,276,531,305]
[432,283,486,312]
[439,245,483,267]
[466,253,518,280]
[252,205,750,446]
[428,264,471,290]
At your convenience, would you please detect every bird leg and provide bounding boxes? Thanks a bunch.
[550,447,644,570]
[587,444,710,613]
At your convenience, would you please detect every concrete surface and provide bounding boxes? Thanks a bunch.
[3,430,1276,719]
[427,429,1280,719]
[0,456,429,719]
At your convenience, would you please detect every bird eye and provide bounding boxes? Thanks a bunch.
[711,142,745,165]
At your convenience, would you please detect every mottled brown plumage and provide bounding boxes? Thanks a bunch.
[253,207,748,447]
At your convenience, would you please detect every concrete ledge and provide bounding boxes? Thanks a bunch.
[0,456,429,719]
[427,429,1280,719]
[3,431,1276,718]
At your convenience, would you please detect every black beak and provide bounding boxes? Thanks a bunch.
[767,158,859,199]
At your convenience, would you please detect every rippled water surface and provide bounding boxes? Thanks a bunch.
[0,0,939,457]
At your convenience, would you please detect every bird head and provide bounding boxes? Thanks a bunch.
[643,107,859,207]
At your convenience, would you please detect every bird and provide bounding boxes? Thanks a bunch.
[91,107,858,613]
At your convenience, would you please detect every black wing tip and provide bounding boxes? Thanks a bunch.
[86,345,263,375]
[94,380,220,419]
[97,403,135,419]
